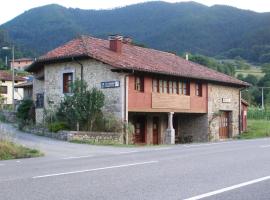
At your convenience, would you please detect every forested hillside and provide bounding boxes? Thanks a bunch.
[1,1,270,64]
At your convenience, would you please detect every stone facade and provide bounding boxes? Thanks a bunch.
[176,113,208,143]
[33,77,45,124]
[67,131,123,144]
[208,84,240,141]
[33,59,126,124]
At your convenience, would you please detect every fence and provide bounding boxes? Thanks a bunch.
[248,107,270,120]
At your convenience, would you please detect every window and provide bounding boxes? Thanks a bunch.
[152,78,190,96]
[173,81,178,94]
[169,81,173,94]
[159,80,163,93]
[135,76,144,92]
[195,83,202,96]
[178,82,183,94]
[163,80,168,93]
[153,79,158,92]
[36,93,44,108]
[1,80,5,83]
[63,73,73,93]
[183,82,188,95]
[179,81,189,95]
[0,86,7,94]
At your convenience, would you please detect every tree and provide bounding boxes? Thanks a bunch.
[243,74,258,86]
[56,80,105,131]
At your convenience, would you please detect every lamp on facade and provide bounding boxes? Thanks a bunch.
[2,46,15,110]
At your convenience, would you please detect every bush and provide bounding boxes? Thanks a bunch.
[92,113,124,133]
[56,80,105,131]
[48,122,68,133]
[16,100,35,128]
[0,140,43,160]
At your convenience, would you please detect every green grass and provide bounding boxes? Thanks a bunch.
[239,120,270,139]
[235,68,264,79]
[0,140,43,160]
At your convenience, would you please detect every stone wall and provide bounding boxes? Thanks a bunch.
[66,131,123,144]
[33,76,45,124]
[0,111,16,123]
[43,59,126,120]
[208,84,240,140]
[177,113,208,143]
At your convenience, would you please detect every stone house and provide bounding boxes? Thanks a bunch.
[0,70,25,105]
[27,35,249,144]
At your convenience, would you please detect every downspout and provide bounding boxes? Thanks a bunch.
[124,74,128,144]
[239,87,247,135]
[124,69,134,145]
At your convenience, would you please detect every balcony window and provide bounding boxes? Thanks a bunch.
[159,80,163,93]
[169,81,173,94]
[135,76,144,92]
[153,79,158,92]
[173,81,178,94]
[195,83,202,96]
[163,80,168,93]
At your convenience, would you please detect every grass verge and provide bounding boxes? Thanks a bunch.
[239,120,270,139]
[0,140,43,160]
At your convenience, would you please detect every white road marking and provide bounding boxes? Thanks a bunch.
[116,150,140,154]
[260,145,270,148]
[33,160,158,179]
[151,147,173,151]
[183,142,229,148]
[184,176,270,200]
[62,155,94,160]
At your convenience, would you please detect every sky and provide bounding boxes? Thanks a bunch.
[0,0,270,24]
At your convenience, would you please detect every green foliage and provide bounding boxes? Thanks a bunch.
[1,1,270,64]
[188,54,235,76]
[247,107,270,120]
[48,122,68,133]
[56,79,105,131]
[239,120,270,139]
[93,114,125,133]
[16,100,35,128]
[0,140,43,160]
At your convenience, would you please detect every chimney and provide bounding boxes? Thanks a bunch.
[185,53,189,61]
[123,36,133,44]
[109,35,123,53]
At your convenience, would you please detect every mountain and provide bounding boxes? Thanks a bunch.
[1,1,270,63]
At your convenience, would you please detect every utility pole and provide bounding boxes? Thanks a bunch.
[2,45,15,110]
[11,45,15,111]
[262,87,264,110]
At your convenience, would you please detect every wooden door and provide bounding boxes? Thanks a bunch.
[153,117,159,145]
[219,112,229,139]
[134,116,146,143]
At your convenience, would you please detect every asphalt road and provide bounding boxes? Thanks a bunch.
[0,123,270,200]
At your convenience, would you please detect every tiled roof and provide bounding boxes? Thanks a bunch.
[0,71,25,81]
[28,35,249,87]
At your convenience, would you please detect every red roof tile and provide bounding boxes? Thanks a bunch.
[29,35,249,87]
[0,71,25,81]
